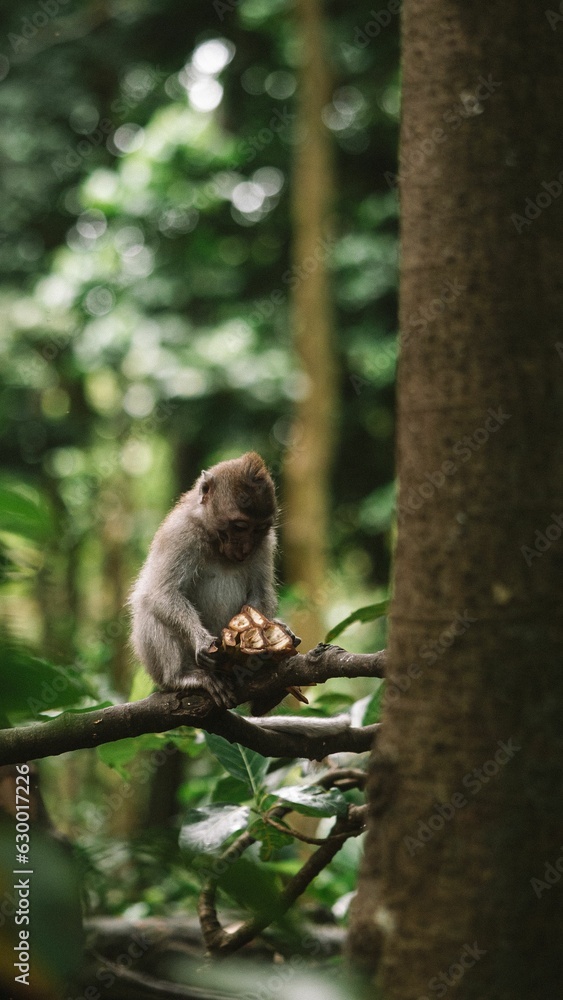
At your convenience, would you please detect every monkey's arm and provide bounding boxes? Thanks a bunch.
[150,589,214,659]
[133,590,236,709]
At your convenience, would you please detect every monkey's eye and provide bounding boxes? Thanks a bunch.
[231,522,248,532]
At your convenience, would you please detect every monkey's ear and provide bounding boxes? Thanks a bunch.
[199,475,214,504]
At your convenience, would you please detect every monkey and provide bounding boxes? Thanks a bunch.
[129,452,276,708]
[129,452,351,738]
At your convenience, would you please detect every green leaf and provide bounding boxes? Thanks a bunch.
[271,785,348,818]
[179,804,250,854]
[325,599,389,643]
[1,638,93,720]
[310,692,355,715]
[219,853,285,908]
[212,774,253,804]
[164,728,203,756]
[0,481,53,542]
[58,701,114,714]
[247,817,293,860]
[97,733,174,777]
[363,681,385,725]
[359,481,397,533]
[205,733,270,795]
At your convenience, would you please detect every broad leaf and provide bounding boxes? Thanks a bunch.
[205,733,270,794]
[1,639,93,720]
[271,784,348,817]
[0,481,53,542]
[325,600,389,643]
[179,804,250,854]
[219,853,285,908]
[97,734,171,776]
[363,681,385,725]
[247,817,293,860]
[212,774,253,804]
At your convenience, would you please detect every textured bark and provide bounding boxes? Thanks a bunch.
[349,3,563,998]
[282,0,338,650]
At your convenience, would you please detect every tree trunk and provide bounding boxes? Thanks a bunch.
[282,0,338,651]
[349,4,563,998]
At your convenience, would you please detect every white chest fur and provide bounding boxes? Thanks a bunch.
[187,558,252,633]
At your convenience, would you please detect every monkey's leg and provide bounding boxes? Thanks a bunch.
[138,618,236,709]
[175,666,237,710]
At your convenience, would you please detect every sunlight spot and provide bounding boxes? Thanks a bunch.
[110,123,145,155]
[76,209,107,240]
[252,166,284,195]
[122,383,155,418]
[85,286,114,317]
[192,38,235,75]
[120,439,153,475]
[188,77,223,112]
[231,181,265,213]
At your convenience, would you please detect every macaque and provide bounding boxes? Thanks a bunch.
[129,452,351,738]
[129,452,283,709]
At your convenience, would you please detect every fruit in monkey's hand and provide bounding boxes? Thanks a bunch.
[207,605,307,704]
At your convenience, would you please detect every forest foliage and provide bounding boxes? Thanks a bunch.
[0,0,398,941]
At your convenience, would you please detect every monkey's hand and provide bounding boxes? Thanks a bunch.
[195,642,220,670]
[178,665,237,710]
[189,639,236,708]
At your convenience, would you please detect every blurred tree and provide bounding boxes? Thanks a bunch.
[282,0,338,651]
[349,2,563,996]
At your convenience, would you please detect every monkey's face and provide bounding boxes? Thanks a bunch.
[216,517,272,563]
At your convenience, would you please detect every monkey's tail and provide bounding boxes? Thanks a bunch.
[246,714,351,736]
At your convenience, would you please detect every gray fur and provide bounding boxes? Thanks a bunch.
[129,457,277,707]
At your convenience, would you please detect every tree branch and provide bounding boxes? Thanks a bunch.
[201,805,367,955]
[0,645,385,765]
[229,643,385,702]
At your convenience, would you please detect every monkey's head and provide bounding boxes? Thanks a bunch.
[198,452,277,563]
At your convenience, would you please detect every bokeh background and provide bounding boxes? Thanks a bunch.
[0,0,398,932]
